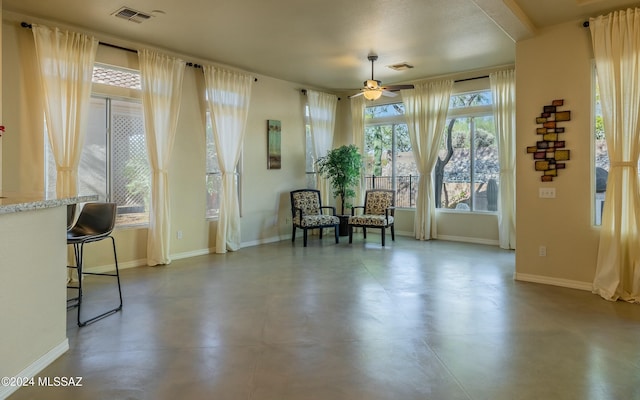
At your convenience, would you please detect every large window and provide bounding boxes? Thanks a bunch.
[362,91,498,211]
[45,64,150,226]
[364,103,418,207]
[437,91,498,212]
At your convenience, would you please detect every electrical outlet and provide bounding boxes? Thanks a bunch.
[539,187,556,198]
[177,230,183,240]
[539,245,547,256]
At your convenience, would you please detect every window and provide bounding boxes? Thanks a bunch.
[364,103,418,207]
[204,111,242,220]
[45,64,150,227]
[363,91,498,211]
[437,91,498,212]
[205,112,221,219]
[593,72,608,225]
[304,104,317,189]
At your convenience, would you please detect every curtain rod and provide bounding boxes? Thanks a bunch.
[20,21,258,80]
[454,75,489,83]
[300,74,489,97]
[20,21,202,67]
[300,89,341,100]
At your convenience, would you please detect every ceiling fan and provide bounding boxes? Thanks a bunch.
[350,55,414,101]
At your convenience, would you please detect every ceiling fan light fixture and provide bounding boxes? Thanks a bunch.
[363,89,383,101]
[365,79,380,89]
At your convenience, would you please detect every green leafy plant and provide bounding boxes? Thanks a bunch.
[316,144,362,215]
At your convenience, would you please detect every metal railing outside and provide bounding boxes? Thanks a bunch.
[365,175,418,208]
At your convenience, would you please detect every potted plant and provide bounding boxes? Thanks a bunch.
[316,144,362,235]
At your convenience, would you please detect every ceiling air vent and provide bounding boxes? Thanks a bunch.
[113,7,153,23]
[387,62,414,71]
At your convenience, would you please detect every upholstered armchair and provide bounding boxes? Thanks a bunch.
[290,189,340,247]
[348,189,395,246]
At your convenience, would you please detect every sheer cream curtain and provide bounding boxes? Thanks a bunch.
[32,24,98,197]
[350,96,366,206]
[138,49,185,266]
[401,80,453,240]
[203,66,253,253]
[490,69,516,250]
[590,8,640,302]
[307,90,338,204]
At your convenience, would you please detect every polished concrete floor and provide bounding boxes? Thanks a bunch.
[8,236,640,400]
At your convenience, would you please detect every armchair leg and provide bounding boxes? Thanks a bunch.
[381,227,386,247]
[363,227,367,239]
[334,225,339,243]
[292,226,296,243]
[319,228,323,239]
[303,229,308,247]
[349,225,353,243]
[391,225,395,241]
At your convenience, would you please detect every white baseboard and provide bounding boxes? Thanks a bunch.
[172,248,212,260]
[514,272,592,291]
[83,249,214,272]
[435,234,500,246]
[241,235,286,248]
[83,258,147,274]
[0,339,69,400]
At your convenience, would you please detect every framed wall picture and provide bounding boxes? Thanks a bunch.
[267,119,281,169]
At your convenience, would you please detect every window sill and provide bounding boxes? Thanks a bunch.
[436,208,498,216]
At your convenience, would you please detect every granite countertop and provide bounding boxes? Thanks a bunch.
[0,193,99,215]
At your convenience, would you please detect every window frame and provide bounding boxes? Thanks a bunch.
[204,110,243,221]
[437,89,498,214]
[363,101,417,209]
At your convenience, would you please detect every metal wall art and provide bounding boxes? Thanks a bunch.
[527,99,571,182]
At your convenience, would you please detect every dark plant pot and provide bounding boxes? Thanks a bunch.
[338,215,350,237]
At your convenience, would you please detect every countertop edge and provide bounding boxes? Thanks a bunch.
[0,195,99,215]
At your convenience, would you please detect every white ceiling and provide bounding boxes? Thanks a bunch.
[3,0,640,91]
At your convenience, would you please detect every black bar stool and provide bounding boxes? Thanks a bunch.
[67,202,123,327]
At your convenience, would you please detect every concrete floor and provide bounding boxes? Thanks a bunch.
[8,236,640,400]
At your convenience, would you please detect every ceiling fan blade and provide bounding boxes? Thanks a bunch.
[381,84,415,91]
[349,91,365,99]
[382,90,398,98]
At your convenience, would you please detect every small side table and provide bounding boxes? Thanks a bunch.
[337,215,350,237]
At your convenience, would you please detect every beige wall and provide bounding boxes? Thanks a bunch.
[515,20,601,288]
[3,10,526,269]
[1,13,312,270]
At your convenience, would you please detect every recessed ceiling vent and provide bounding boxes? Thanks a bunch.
[387,62,414,71]
[112,7,153,23]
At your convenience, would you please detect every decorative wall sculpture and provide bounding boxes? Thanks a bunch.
[527,99,571,182]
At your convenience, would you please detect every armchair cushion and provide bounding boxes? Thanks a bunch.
[298,214,340,228]
[348,214,393,227]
